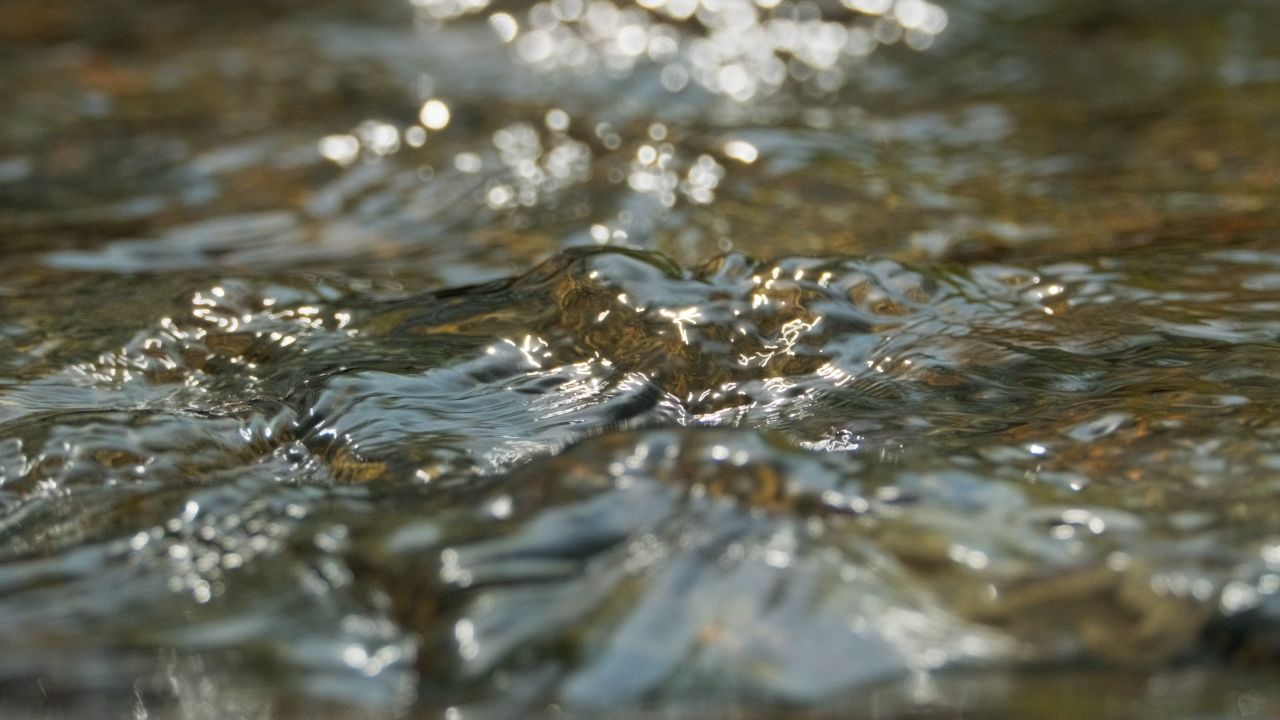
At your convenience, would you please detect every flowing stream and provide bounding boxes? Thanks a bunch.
[2,0,1280,717]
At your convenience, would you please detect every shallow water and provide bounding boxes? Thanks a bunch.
[2,0,1280,717]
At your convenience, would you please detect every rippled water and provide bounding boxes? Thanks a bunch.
[3,0,1280,717]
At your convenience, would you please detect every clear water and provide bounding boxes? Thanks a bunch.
[2,0,1280,717]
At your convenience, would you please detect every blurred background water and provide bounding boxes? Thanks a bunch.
[2,0,1280,717]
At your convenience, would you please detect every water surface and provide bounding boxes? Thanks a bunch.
[2,0,1280,717]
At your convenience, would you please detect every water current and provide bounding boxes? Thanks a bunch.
[2,0,1280,717]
